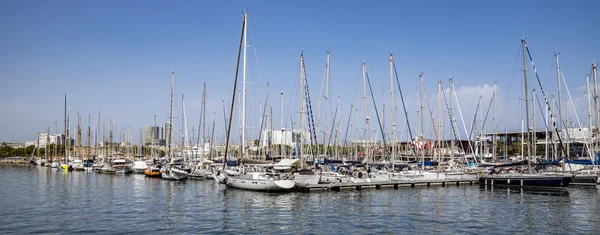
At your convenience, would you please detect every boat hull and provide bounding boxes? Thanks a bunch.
[225,175,295,191]
[144,168,162,178]
[293,174,320,186]
[131,167,146,174]
[161,167,188,181]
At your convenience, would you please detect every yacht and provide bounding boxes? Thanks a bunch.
[214,169,295,191]
[160,158,189,181]
[131,159,148,174]
[72,159,85,171]
[188,159,215,179]
[112,159,132,174]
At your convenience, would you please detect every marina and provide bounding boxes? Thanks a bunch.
[2,1,600,234]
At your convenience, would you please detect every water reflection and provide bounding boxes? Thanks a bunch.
[1,164,600,234]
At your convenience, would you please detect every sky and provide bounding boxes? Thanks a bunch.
[0,0,599,144]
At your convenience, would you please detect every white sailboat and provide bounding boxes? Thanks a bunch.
[214,11,294,191]
[161,72,188,181]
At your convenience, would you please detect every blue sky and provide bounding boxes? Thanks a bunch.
[1,0,598,144]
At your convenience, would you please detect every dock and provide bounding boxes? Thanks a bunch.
[298,179,477,192]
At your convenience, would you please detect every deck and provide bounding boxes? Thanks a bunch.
[298,179,477,192]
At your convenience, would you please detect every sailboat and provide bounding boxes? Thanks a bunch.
[479,39,572,188]
[61,94,72,171]
[214,12,295,191]
[160,72,188,181]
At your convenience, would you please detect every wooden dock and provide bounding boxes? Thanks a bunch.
[298,179,477,192]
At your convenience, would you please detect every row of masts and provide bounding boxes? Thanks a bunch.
[33,38,599,167]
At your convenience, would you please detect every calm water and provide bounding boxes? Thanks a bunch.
[1,164,599,234]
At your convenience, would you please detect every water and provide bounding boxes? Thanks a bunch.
[1,164,599,234]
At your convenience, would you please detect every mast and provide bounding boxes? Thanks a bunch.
[335,96,340,159]
[437,80,442,165]
[532,89,537,159]
[587,75,592,133]
[97,110,100,159]
[551,95,557,161]
[241,11,248,159]
[182,94,189,163]
[153,114,157,159]
[493,82,497,161]
[64,93,67,162]
[479,95,483,159]
[565,98,569,158]
[87,114,91,161]
[77,112,81,158]
[223,11,246,170]
[545,94,549,161]
[167,72,175,163]
[300,53,305,157]
[35,132,40,160]
[54,120,57,160]
[449,78,454,160]
[46,127,50,160]
[419,73,424,167]
[362,62,370,163]
[324,51,330,157]
[554,54,563,132]
[521,39,531,172]
[210,118,215,160]
[202,83,207,156]
[390,54,396,166]
[593,63,599,157]
[280,92,284,157]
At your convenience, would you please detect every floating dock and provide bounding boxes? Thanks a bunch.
[298,179,477,192]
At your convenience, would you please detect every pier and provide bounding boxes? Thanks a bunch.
[298,179,477,192]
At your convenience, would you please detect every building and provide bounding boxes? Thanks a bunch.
[143,126,160,145]
[28,133,66,148]
[260,129,310,147]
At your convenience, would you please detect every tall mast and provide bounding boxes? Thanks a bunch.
[555,53,562,131]
[324,51,330,157]
[300,54,305,157]
[202,83,207,153]
[479,95,483,159]
[551,95,557,161]
[493,82,497,161]
[54,120,57,160]
[449,78,454,159]
[587,75,592,132]
[532,89,537,159]
[437,80,442,164]
[64,93,67,162]
[222,11,246,170]
[336,96,340,159]
[419,73,424,166]
[153,114,157,159]
[167,71,175,162]
[36,132,40,160]
[545,94,549,161]
[390,54,396,165]
[593,63,599,156]
[97,110,100,158]
[280,92,284,157]
[182,94,188,163]
[77,112,81,158]
[241,11,248,158]
[46,127,50,160]
[87,114,91,161]
[521,39,531,172]
[362,62,370,162]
